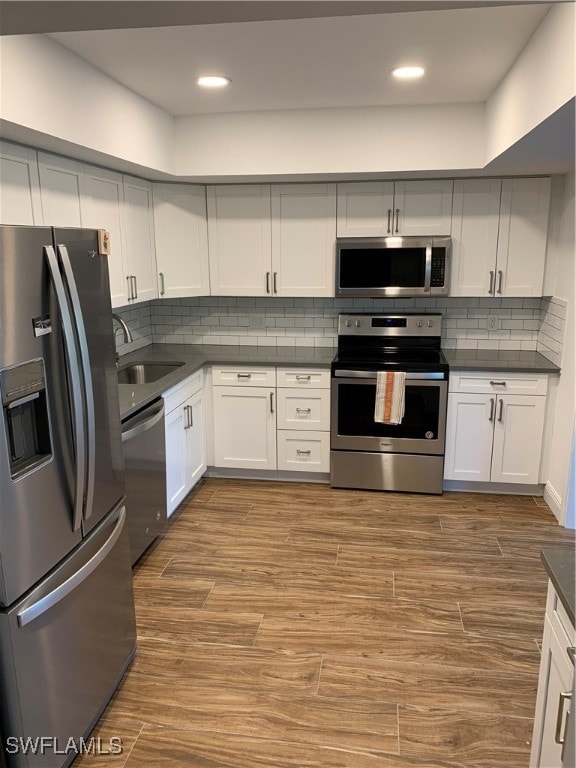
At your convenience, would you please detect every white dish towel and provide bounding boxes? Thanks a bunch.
[374,371,406,425]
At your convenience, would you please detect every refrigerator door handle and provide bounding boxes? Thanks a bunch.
[17,507,127,628]
[57,245,96,522]
[45,246,85,533]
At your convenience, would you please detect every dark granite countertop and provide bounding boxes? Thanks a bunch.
[443,349,561,374]
[118,343,335,419]
[541,548,575,626]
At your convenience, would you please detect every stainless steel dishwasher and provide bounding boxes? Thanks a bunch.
[121,398,167,565]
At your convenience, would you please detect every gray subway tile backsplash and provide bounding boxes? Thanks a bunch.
[113,295,566,366]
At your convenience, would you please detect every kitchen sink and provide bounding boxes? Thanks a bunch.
[117,361,184,385]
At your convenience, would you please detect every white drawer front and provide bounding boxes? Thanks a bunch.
[277,388,330,431]
[277,431,330,472]
[163,369,204,412]
[277,367,330,389]
[450,371,548,396]
[212,366,276,387]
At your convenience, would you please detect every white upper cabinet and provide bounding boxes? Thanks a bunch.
[122,175,158,304]
[393,180,453,236]
[207,185,272,296]
[336,180,453,237]
[451,177,551,298]
[496,177,551,297]
[153,184,210,299]
[38,152,85,227]
[271,184,336,297]
[451,179,502,297]
[336,182,394,237]
[0,142,43,225]
[81,165,128,308]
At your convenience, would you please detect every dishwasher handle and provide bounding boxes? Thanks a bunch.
[122,401,165,443]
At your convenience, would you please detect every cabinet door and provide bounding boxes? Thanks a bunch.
[497,177,551,297]
[444,393,494,482]
[271,184,336,297]
[0,142,43,225]
[213,386,276,470]
[207,185,271,296]
[531,616,574,768]
[394,180,453,236]
[164,404,188,517]
[154,184,210,299]
[38,152,85,227]
[336,182,395,237]
[123,175,158,304]
[184,389,207,492]
[451,179,501,297]
[82,165,129,308]
[491,395,546,484]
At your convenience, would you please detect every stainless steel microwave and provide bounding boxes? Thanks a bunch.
[335,236,451,298]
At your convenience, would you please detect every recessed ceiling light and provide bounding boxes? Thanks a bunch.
[197,76,231,88]
[391,66,425,80]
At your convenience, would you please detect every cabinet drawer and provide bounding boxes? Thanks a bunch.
[212,366,276,387]
[276,367,330,389]
[449,371,548,396]
[547,582,576,649]
[163,369,203,413]
[277,431,330,472]
[276,388,330,431]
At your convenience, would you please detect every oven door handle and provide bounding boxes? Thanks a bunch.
[333,370,446,380]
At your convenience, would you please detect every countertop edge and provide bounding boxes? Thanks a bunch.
[541,548,576,627]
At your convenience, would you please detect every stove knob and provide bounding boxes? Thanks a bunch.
[355,320,362,328]
[345,320,352,327]
[427,320,434,328]
[416,320,423,328]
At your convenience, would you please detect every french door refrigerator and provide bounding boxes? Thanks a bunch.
[0,226,136,768]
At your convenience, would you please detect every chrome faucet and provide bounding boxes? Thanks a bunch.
[112,314,133,344]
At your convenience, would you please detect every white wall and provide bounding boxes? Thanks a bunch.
[174,104,486,180]
[540,172,575,525]
[0,35,174,174]
[486,3,575,164]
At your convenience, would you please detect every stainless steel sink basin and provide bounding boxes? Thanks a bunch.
[117,361,184,385]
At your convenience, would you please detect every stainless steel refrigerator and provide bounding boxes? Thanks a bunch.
[0,226,136,768]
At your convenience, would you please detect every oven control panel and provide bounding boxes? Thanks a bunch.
[338,314,442,337]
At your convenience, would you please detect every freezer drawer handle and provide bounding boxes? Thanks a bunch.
[58,245,96,522]
[45,246,85,533]
[122,402,165,442]
[17,507,127,628]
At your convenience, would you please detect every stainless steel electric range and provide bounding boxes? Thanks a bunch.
[330,313,449,494]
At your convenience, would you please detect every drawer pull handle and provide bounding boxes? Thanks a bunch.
[497,398,504,423]
[270,392,274,414]
[387,208,392,234]
[488,398,495,422]
[555,691,572,744]
[296,408,311,414]
[237,373,252,378]
[266,271,271,294]
[497,270,503,295]
[296,449,311,456]
[488,270,494,295]
[490,380,507,387]
[159,271,165,296]
[296,375,311,381]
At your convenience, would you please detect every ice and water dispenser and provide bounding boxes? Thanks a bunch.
[1,360,52,479]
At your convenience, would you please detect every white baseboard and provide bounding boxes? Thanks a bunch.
[543,481,563,522]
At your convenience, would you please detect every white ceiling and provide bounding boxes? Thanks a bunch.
[48,3,551,116]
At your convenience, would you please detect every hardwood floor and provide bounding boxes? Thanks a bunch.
[74,479,575,768]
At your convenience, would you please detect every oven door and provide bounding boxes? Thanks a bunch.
[331,372,448,455]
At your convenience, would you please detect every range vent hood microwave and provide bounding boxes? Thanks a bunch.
[335,236,451,298]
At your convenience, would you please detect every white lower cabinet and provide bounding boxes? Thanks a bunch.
[444,372,548,485]
[211,365,330,474]
[531,582,575,767]
[163,371,206,516]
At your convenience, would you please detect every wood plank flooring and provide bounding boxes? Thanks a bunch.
[74,479,575,768]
